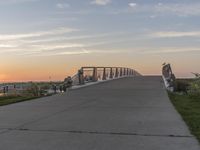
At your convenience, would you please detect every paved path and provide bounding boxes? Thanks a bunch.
[0,76,199,150]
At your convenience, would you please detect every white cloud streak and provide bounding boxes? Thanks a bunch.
[31,43,84,51]
[129,3,137,8]
[0,27,77,41]
[91,0,111,6]
[154,3,200,16]
[110,2,200,16]
[140,47,200,54]
[0,29,131,56]
[58,49,90,55]
[0,27,84,56]
[152,31,200,38]
[56,3,70,9]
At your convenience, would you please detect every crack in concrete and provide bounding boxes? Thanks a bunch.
[3,128,193,138]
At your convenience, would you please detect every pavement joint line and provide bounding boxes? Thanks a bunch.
[0,128,14,135]
[4,128,194,138]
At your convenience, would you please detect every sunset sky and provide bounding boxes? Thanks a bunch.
[0,0,200,82]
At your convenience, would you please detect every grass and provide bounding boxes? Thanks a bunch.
[168,92,200,142]
[0,95,41,106]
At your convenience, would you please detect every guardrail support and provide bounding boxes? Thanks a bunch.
[130,69,132,76]
[115,68,119,78]
[110,68,113,79]
[78,69,84,85]
[92,67,98,82]
[102,68,106,80]
[131,70,134,76]
[120,68,123,76]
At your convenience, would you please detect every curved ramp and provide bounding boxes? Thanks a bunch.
[0,76,199,150]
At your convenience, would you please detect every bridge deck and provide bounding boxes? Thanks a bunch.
[0,76,199,150]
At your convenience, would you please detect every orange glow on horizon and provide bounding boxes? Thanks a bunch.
[0,52,199,83]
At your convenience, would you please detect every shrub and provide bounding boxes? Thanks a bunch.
[176,80,190,93]
[188,79,200,97]
[23,83,40,97]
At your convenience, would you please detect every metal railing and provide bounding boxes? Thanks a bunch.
[71,67,141,86]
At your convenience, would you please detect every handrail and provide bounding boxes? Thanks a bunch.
[70,67,141,86]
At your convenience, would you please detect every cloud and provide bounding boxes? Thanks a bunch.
[15,48,91,56]
[0,27,77,41]
[0,30,131,56]
[0,27,84,56]
[0,43,87,56]
[0,44,18,48]
[56,3,70,9]
[129,3,137,8]
[91,0,111,6]
[32,43,84,51]
[154,3,200,16]
[140,47,200,54]
[58,49,90,56]
[152,31,200,38]
[20,31,127,44]
[109,2,200,17]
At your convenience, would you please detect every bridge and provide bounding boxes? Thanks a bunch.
[0,67,199,150]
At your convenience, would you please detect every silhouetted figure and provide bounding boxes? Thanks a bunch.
[64,76,72,87]
[53,85,57,94]
[78,69,84,84]
[63,85,67,92]
[59,85,63,92]
[6,86,9,93]
[3,87,6,94]
[63,76,73,92]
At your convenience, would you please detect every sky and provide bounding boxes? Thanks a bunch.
[0,0,200,82]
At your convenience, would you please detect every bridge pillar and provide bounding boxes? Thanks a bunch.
[127,68,129,76]
[123,68,126,76]
[92,67,98,82]
[102,68,106,80]
[78,69,84,85]
[115,68,119,78]
[110,68,113,79]
[130,69,132,76]
[120,68,123,76]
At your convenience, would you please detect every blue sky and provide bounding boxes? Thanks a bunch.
[0,0,200,81]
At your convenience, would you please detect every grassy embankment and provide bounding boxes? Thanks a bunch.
[168,79,200,142]
[0,95,41,106]
[0,82,60,106]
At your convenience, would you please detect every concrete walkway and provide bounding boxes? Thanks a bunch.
[0,76,199,150]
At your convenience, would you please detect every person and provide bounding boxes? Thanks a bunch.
[3,87,6,94]
[78,69,84,84]
[53,84,57,94]
[63,76,73,92]
[66,76,73,88]
[6,86,9,93]
[59,85,63,92]
[63,85,67,92]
